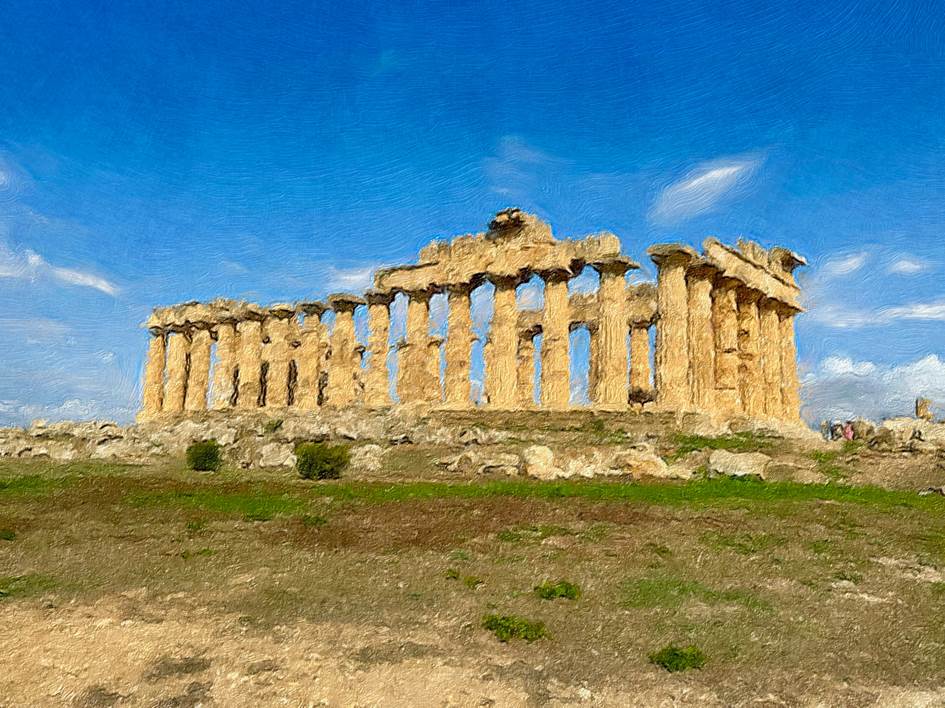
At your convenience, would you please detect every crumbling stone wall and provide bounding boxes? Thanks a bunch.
[138,209,804,423]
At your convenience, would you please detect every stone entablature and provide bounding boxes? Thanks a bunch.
[138,208,805,423]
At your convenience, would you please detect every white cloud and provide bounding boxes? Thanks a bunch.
[820,252,868,278]
[0,397,136,427]
[649,153,763,224]
[809,298,945,329]
[887,256,928,275]
[517,281,543,311]
[0,240,118,296]
[802,354,945,423]
[482,135,566,197]
[326,265,376,292]
[0,317,71,344]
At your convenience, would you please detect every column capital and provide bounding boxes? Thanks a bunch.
[736,287,763,304]
[364,289,394,306]
[686,260,719,281]
[298,300,328,318]
[536,266,572,283]
[592,255,638,276]
[327,293,367,312]
[488,273,525,289]
[267,303,297,320]
[445,281,474,296]
[400,287,436,302]
[648,243,698,268]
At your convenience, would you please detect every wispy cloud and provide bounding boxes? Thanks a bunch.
[887,256,927,275]
[649,153,763,224]
[802,354,945,423]
[0,240,119,296]
[482,135,566,198]
[809,298,945,329]
[326,264,377,292]
[820,251,868,278]
[0,317,71,343]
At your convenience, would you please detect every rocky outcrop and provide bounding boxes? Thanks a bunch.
[707,450,770,480]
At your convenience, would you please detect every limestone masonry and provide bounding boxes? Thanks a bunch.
[138,209,805,422]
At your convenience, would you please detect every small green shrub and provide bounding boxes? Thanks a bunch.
[263,419,284,434]
[463,575,484,589]
[534,579,581,600]
[482,614,548,642]
[186,440,222,472]
[648,644,707,672]
[0,528,15,541]
[295,442,349,480]
[445,567,460,580]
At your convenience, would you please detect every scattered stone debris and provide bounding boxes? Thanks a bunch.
[707,450,770,480]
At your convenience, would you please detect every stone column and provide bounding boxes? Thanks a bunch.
[236,316,264,409]
[711,278,741,417]
[595,258,633,409]
[325,294,365,407]
[296,302,327,411]
[516,332,536,407]
[759,298,783,419]
[398,289,433,405]
[364,291,392,408]
[649,245,696,411]
[686,264,716,413]
[629,325,651,397]
[264,306,295,409]
[163,328,191,414]
[211,321,239,409]
[587,324,599,403]
[184,326,213,412]
[779,309,802,422]
[736,288,764,418]
[443,283,474,408]
[140,328,166,418]
[540,268,571,410]
[485,275,519,409]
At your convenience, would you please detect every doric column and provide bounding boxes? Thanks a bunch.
[686,263,716,414]
[211,321,239,410]
[779,308,802,421]
[736,288,764,418]
[296,302,327,410]
[236,315,264,409]
[648,245,697,411]
[485,275,520,409]
[184,326,212,412]
[264,305,295,409]
[711,277,741,417]
[629,325,651,397]
[759,299,783,419]
[140,328,166,419]
[516,332,536,407]
[398,289,434,405]
[443,283,474,408]
[587,324,599,403]
[325,294,365,407]
[364,291,393,408]
[540,268,571,410]
[594,258,634,409]
[163,329,191,414]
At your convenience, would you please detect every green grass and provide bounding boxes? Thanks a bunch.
[0,574,57,599]
[534,579,581,600]
[621,574,768,610]
[649,644,707,672]
[497,524,573,543]
[482,614,549,642]
[127,488,305,521]
[0,528,15,541]
[668,432,773,461]
[0,474,75,497]
[462,575,484,589]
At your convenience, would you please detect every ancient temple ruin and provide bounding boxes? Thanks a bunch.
[138,209,805,422]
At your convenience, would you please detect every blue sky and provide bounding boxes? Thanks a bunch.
[1,0,944,425]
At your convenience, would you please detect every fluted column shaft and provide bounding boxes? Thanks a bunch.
[651,250,694,411]
[759,299,783,419]
[779,310,802,421]
[596,261,631,408]
[711,278,741,416]
[296,307,326,410]
[629,325,651,395]
[326,302,361,407]
[516,334,536,407]
[486,276,519,409]
[211,322,238,409]
[236,319,263,409]
[141,329,166,418]
[364,293,392,407]
[687,266,716,413]
[587,325,600,403]
[540,270,570,409]
[737,289,764,418]
[265,314,293,408]
[444,284,473,408]
[164,330,190,414]
[184,327,212,412]
[398,290,433,404]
